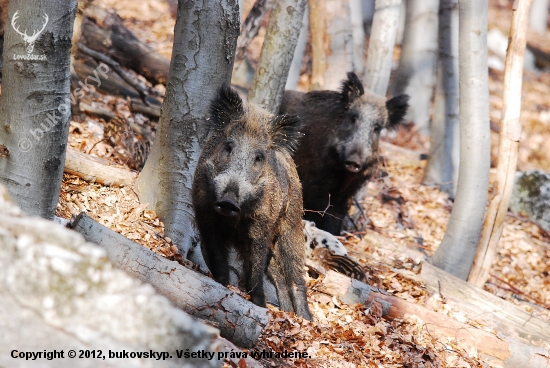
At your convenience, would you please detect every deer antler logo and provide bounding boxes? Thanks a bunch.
[11,11,49,54]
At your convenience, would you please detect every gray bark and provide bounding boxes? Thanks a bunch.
[390,0,439,135]
[0,0,77,219]
[285,6,309,90]
[311,0,354,91]
[362,0,375,33]
[423,0,459,196]
[530,0,548,33]
[136,1,240,264]
[71,213,270,348]
[363,0,402,96]
[431,0,490,280]
[248,0,307,112]
[0,185,220,368]
[350,0,365,76]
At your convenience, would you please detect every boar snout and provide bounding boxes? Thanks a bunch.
[344,153,363,173]
[214,190,241,217]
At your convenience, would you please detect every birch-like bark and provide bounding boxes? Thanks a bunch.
[248,0,307,112]
[431,0,491,280]
[285,6,309,90]
[423,0,459,196]
[390,0,438,135]
[136,1,240,263]
[363,0,402,96]
[350,0,365,76]
[529,0,548,33]
[469,0,532,287]
[309,0,354,91]
[0,0,77,218]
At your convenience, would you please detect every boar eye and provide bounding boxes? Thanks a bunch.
[224,142,233,154]
[373,123,383,132]
[254,153,265,163]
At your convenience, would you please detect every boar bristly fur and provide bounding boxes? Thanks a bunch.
[280,72,409,235]
[192,85,312,320]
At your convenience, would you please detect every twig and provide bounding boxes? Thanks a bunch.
[489,273,550,311]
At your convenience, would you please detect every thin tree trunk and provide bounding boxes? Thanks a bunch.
[390,0,438,135]
[423,0,459,196]
[285,6,308,90]
[136,1,240,265]
[248,0,307,112]
[350,0,365,77]
[363,0,402,96]
[0,0,77,219]
[469,0,532,287]
[308,0,353,91]
[530,0,548,33]
[233,0,274,69]
[430,0,491,280]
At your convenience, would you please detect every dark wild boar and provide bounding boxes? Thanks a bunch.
[280,72,409,235]
[192,86,312,320]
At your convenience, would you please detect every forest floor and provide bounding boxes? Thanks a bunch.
[54,0,550,366]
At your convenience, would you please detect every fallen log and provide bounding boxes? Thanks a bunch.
[70,212,270,348]
[313,269,550,367]
[420,262,550,349]
[65,147,137,187]
[81,5,170,85]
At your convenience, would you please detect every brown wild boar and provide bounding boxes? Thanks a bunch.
[280,72,409,235]
[192,85,312,320]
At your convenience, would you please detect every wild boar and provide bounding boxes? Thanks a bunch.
[192,85,312,320]
[280,72,409,235]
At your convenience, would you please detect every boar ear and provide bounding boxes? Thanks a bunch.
[209,85,245,129]
[385,94,410,129]
[340,72,364,108]
[269,114,304,154]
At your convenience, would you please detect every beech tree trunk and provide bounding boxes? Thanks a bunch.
[248,0,307,112]
[390,0,438,134]
[0,0,77,219]
[350,0,365,77]
[309,0,353,91]
[363,0,402,96]
[431,0,491,280]
[423,0,459,196]
[136,1,240,265]
[530,0,548,33]
[285,6,308,90]
[469,0,532,287]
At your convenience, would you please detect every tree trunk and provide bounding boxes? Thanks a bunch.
[363,0,402,96]
[71,213,270,349]
[285,6,308,90]
[233,0,274,69]
[0,0,77,219]
[390,0,438,135]
[469,0,532,287]
[308,0,353,91]
[350,0,365,77]
[530,0,548,33]
[248,0,307,112]
[422,0,459,196]
[430,0,491,280]
[135,0,240,265]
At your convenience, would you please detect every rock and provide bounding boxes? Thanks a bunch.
[510,170,550,232]
[0,185,221,368]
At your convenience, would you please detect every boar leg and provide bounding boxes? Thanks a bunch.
[243,238,270,308]
[267,257,295,313]
[199,231,230,287]
[272,231,313,321]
